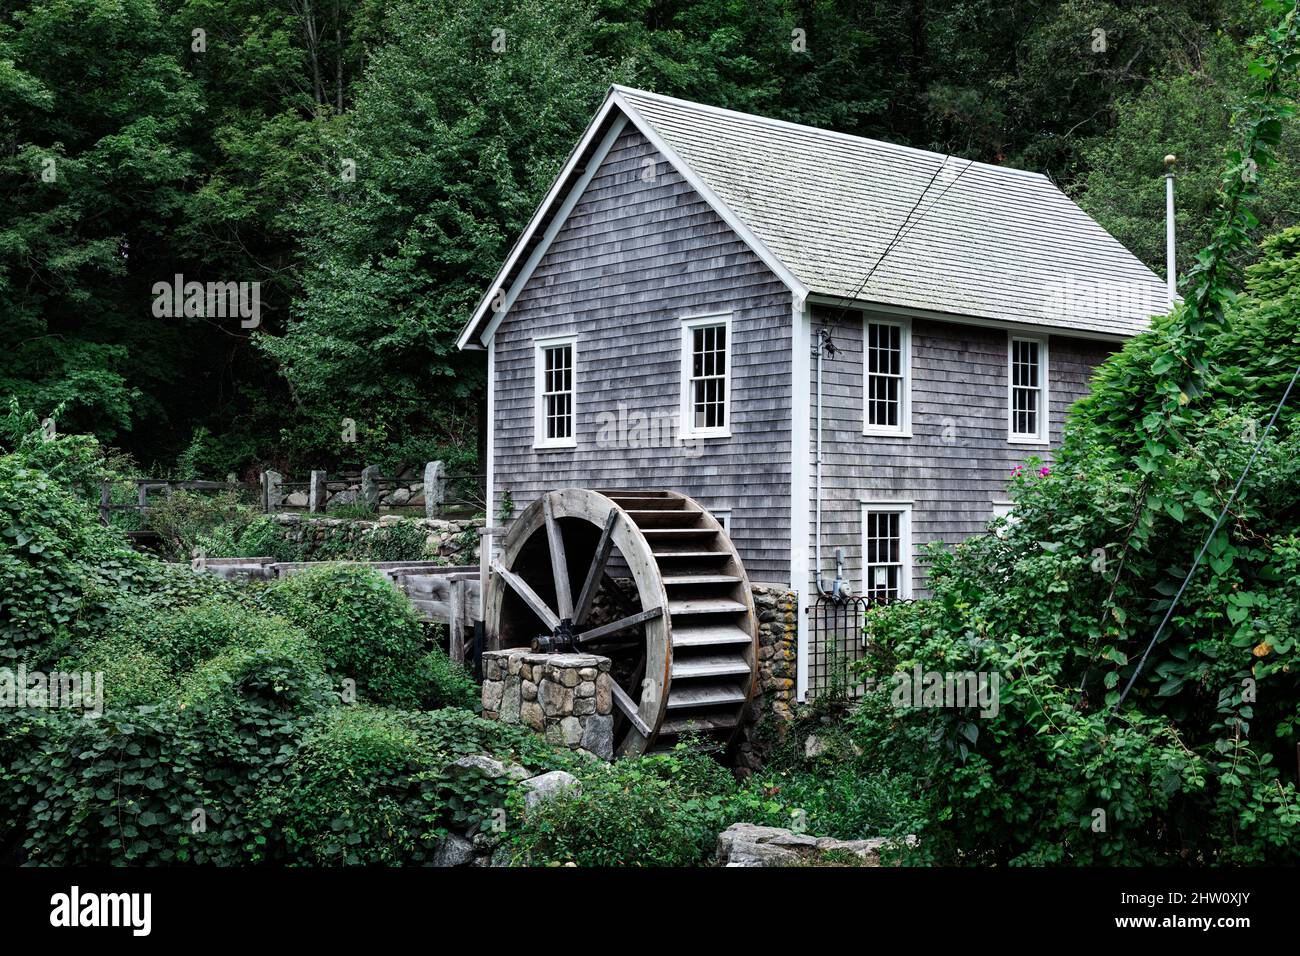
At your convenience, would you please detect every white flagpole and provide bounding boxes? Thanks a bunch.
[1164,154,1177,304]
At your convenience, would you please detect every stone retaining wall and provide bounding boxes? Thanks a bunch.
[266,513,479,563]
[736,582,799,771]
[482,650,615,760]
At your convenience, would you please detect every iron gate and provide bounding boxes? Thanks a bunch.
[806,593,872,700]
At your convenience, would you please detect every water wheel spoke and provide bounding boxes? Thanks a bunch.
[576,606,663,644]
[573,509,618,626]
[492,560,560,632]
[610,679,653,737]
[542,495,573,620]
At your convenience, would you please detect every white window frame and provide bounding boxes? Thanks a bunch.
[680,313,732,439]
[712,509,732,535]
[859,500,913,601]
[533,335,578,450]
[1007,334,1049,445]
[862,317,912,437]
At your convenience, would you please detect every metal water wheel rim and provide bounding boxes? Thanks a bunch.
[485,488,758,756]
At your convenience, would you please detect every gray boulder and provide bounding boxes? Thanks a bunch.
[716,823,912,867]
[522,770,581,809]
[432,833,475,867]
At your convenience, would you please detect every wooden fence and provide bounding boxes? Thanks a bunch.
[100,462,484,526]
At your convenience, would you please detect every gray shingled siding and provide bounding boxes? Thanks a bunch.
[492,126,794,580]
[805,305,1116,598]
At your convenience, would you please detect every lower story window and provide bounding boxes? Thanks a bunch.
[861,503,913,601]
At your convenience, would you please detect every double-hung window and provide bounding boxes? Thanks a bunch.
[534,335,577,449]
[861,502,913,602]
[1008,335,1048,443]
[681,314,731,438]
[863,318,911,435]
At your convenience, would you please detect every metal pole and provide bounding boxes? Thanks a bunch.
[1164,154,1177,304]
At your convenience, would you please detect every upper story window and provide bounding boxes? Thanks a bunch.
[861,502,913,602]
[534,335,577,449]
[1008,335,1049,444]
[681,314,731,438]
[863,318,912,436]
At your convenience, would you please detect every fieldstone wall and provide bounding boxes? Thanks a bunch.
[266,513,479,563]
[482,650,615,760]
[736,582,799,771]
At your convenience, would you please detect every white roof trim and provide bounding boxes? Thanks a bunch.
[609,89,809,304]
[458,88,809,350]
[457,95,623,351]
[805,294,1131,344]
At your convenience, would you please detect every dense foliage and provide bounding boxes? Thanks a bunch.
[3,0,1289,474]
[851,7,1300,863]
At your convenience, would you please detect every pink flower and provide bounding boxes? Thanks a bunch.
[1011,465,1024,477]
[1039,466,1051,477]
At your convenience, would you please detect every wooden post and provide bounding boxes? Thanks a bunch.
[423,460,445,518]
[360,465,380,509]
[449,577,465,664]
[137,481,149,512]
[308,470,327,513]
[479,525,494,647]
[262,470,283,513]
[99,482,111,526]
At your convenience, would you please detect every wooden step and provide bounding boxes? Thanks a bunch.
[625,508,702,528]
[672,655,752,679]
[596,489,673,498]
[658,713,741,735]
[650,550,731,561]
[666,683,748,709]
[668,598,747,616]
[642,528,717,540]
[672,626,752,648]
[662,574,742,587]
[605,496,686,509]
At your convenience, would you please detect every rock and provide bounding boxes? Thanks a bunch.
[580,714,614,760]
[390,487,412,506]
[560,716,583,746]
[378,513,403,524]
[520,700,545,731]
[499,678,521,723]
[521,679,538,702]
[538,680,571,715]
[576,680,596,699]
[482,680,504,713]
[448,754,530,782]
[329,489,359,508]
[285,491,309,508]
[595,673,612,714]
[573,697,595,716]
[715,823,911,867]
[432,833,475,867]
[523,770,581,809]
[804,734,827,759]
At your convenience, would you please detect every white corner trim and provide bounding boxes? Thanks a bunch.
[454,100,626,351]
[612,90,810,303]
[679,312,733,440]
[486,336,496,530]
[789,296,812,702]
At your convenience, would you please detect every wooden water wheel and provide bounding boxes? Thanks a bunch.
[485,489,758,756]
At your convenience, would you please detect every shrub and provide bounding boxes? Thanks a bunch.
[505,744,739,867]
[259,564,431,708]
[415,647,479,710]
[259,705,447,865]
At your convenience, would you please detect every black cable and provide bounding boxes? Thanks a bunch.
[1112,360,1300,714]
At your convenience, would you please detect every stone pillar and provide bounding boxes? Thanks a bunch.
[261,470,283,513]
[308,470,327,513]
[423,460,445,519]
[482,650,614,760]
[736,583,799,772]
[360,464,380,509]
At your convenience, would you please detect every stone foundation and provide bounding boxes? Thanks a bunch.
[482,650,615,760]
[736,583,799,771]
